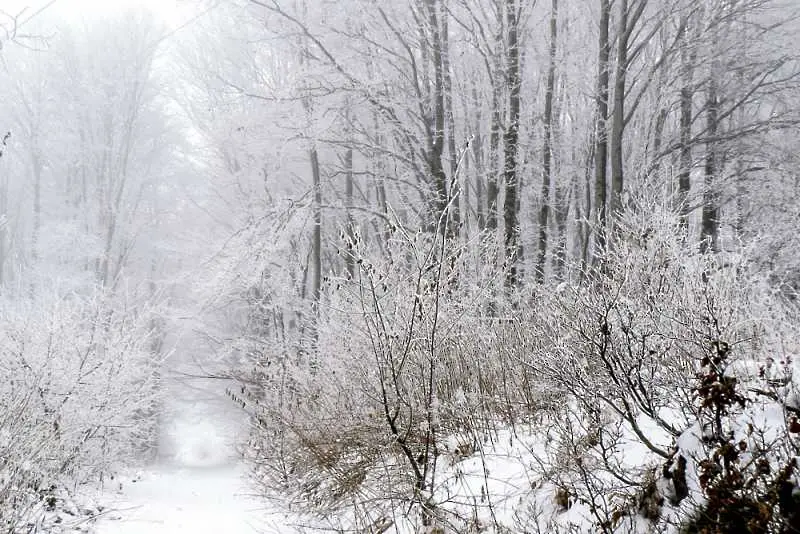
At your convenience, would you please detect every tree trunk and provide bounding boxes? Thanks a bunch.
[0,131,9,288]
[487,88,501,233]
[486,22,504,234]
[578,113,595,276]
[424,0,449,235]
[310,147,322,349]
[472,87,486,232]
[441,5,459,234]
[100,210,116,288]
[700,77,719,253]
[372,112,391,251]
[344,147,356,279]
[678,18,695,230]
[593,0,611,257]
[536,0,558,283]
[609,0,629,221]
[554,185,569,281]
[31,152,42,269]
[503,0,521,288]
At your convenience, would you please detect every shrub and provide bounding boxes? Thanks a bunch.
[0,289,160,530]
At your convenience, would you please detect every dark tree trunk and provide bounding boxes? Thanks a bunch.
[593,0,611,257]
[344,147,356,279]
[700,77,719,253]
[610,0,630,221]
[424,0,449,235]
[536,0,558,283]
[503,0,521,288]
[487,86,502,233]
[310,147,322,348]
[441,7,459,234]
[472,87,486,232]
[678,19,696,230]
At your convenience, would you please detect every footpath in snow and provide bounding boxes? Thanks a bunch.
[90,356,291,534]
[91,463,281,534]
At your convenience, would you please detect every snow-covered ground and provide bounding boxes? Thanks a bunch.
[90,348,291,534]
[92,464,274,534]
[89,398,294,534]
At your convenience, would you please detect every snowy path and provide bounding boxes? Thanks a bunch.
[86,351,298,532]
[90,466,278,534]
[92,464,281,534]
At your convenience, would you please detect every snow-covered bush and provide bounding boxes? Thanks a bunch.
[516,196,800,533]
[232,186,800,533]
[235,216,552,532]
[677,341,799,534]
[0,289,161,530]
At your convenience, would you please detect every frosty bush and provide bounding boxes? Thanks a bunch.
[517,196,800,533]
[228,179,800,533]
[235,215,553,531]
[0,289,161,530]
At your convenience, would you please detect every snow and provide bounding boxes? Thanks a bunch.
[90,364,289,533]
[92,464,274,534]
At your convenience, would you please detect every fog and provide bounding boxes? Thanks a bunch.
[3,1,800,532]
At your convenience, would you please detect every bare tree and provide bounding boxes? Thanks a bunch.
[502,0,521,287]
[677,13,696,230]
[593,0,611,258]
[609,0,648,220]
[536,0,558,283]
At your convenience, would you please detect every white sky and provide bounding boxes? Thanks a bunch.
[2,0,193,28]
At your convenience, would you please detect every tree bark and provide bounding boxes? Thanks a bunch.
[593,0,611,257]
[554,186,569,281]
[486,20,504,234]
[609,0,650,236]
[503,0,521,288]
[31,152,42,270]
[700,77,719,253]
[536,0,558,283]
[472,87,486,232]
[310,147,322,348]
[678,18,695,231]
[441,5,459,234]
[610,0,630,221]
[344,146,356,279]
[424,0,449,235]
[0,131,9,288]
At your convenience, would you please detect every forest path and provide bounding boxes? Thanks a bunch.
[90,374,285,533]
[88,342,295,533]
[91,462,282,533]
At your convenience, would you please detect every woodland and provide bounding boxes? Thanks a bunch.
[2,0,800,533]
